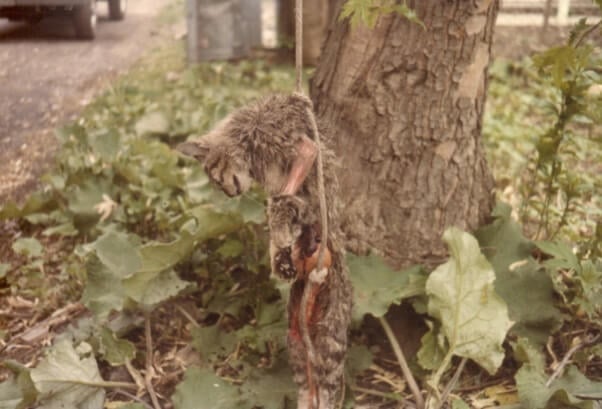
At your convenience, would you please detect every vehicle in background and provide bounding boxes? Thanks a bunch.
[0,0,127,39]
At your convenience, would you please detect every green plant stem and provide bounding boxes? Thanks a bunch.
[40,379,138,390]
[439,357,467,407]
[536,159,561,239]
[549,191,572,240]
[378,316,424,409]
[113,389,155,409]
[573,20,602,47]
[429,349,454,402]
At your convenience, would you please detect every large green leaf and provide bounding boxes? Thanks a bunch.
[346,344,374,378]
[417,323,447,371]
[516,348,602,409]
[475,203,563,346]
[347,254,426,321]
[0,192,55,220]
[30,340,105,409]
[1,361,37,409]
[11,238,43,259]
[122,269,189,306]
[191,325,239,361]
[514,333,602,408]
[98,327,136,366]
[235,301,288,352]
[239,358,296,409]
[81,256,127,320]
[87,129,121,161]
[136,229,195,275]
[426,227,513,375]
[172,367,242,409]
[188,205,245,242]
[535,240,581,272]
[0,377,23,409]
[91,231,141,278]
[135,111,170,137]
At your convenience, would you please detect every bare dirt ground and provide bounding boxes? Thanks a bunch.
[0,0,176,202]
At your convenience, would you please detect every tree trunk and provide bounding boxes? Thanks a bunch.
[311,0,498,269]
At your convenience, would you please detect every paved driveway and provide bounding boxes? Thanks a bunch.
[0,0,174,201]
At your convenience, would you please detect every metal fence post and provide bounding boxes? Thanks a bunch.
[186,0,253,63]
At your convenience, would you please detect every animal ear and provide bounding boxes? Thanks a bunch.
[176,141,210,161]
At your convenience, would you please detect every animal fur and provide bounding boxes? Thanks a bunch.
[178,93,353,409]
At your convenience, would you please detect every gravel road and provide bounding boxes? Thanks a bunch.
[0,0,176,201]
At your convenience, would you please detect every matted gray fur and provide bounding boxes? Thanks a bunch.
[178,93,353,409]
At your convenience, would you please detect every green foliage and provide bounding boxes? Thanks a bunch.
[0,377,23,409]
[340,0,423,28]
[11,238,43,259]
[513,338,602,409]
[519,21,601,241]
[97,327,136,366]
[3,340,106,409]
[173,367,242,409]
[475,203,563,346]
[536,240,602,320]
[2,14,601,409]
[422,228,513,397]
[347,254,426,321]
[173,361,296,409]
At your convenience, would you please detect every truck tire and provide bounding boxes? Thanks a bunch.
[73,0,97,39]
[108,0,127,20]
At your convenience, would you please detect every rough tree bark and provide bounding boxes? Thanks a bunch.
[311,0,498,270]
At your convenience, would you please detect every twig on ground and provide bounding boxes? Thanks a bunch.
[144,311,163,409]
[545,333,601,387]
[439,357,467,406]
[175,305,199,328]
[113,389,155,409]
[3,302,85,350]
[378,316,425,409]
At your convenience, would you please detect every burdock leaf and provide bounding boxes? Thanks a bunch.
[0,377,23,409]
[122,269,189,306]
[240,358,296,409]
[12,238,43,259]
[475,203,563,346]
[98,327,136,366]
[30,340,105,409]
[346,345,374,377]
[191,325,239,361]
[172,367,242,409]
[81,256,127,320]
[91,231,141,278]
[516,358,602,409]
[188,205,244,242]
[417,325,447,371]
[347,254,426,321]
[426,227,513,375]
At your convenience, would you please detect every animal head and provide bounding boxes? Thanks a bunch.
[177,94,318,197]
[178,138,254,197]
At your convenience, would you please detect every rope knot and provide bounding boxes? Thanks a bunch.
[291,92,314,110]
